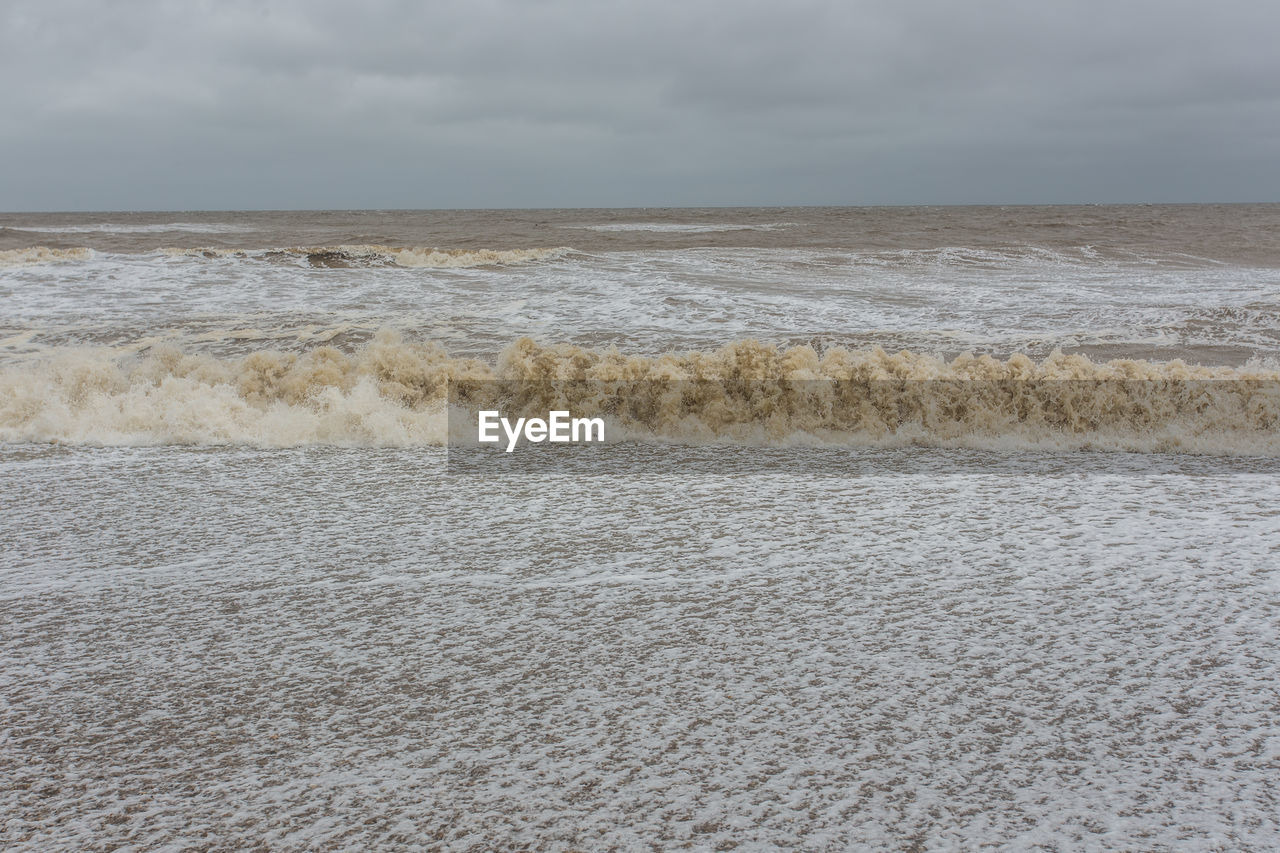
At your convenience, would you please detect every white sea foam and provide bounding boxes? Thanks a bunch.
[4,445,1279,849]
[7,244,1279,363]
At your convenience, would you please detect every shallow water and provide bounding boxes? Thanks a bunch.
[3,445,1279,848]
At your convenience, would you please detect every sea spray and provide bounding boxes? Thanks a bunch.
[3,332,1278,452]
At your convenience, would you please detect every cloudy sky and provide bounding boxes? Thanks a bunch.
[2,0,1277,210]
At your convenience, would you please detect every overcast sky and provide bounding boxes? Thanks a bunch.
[2,0,1278,210]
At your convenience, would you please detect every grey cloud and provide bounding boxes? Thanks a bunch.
[2,0,1278,209]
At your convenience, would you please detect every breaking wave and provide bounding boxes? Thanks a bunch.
[0,247,95,266]
[3,334,1279,453]
[159,245,573,268]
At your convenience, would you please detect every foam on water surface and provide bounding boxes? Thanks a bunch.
[2,446,1278,848]
[4,206,1280,848]
[4,235,1279,362]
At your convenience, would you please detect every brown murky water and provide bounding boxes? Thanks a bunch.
[3,206,1280,848]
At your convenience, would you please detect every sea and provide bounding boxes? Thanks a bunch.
[2,205,1279,849]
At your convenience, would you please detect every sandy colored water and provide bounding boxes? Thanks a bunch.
[4,206,1280,849]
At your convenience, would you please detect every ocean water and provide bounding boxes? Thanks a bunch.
[3,206,1279,849]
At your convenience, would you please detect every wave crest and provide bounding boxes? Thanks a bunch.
[159,245,572,268]
[3,335,1279,452]
[0,247,95,266]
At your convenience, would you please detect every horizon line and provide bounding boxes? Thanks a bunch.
[3,200,1278,215]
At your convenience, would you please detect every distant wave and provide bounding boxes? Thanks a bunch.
[4,334,1278,453]
[2,242,1242,273]
[0,247,95,266]
[830,245,1181,270]
[158,245,574,268]
[572,223,796,233]
[1,245,572,269]
[11,223,247,235]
